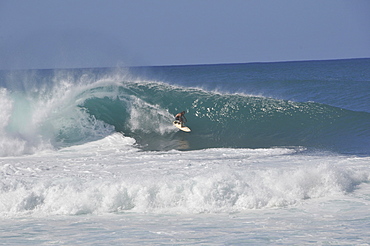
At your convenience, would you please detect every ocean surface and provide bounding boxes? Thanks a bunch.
[0,59,369,245]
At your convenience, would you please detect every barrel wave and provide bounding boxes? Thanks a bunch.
[81,78,370,154]
[1,68,368,156]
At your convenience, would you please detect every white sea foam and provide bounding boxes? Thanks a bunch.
[1,143,369,218]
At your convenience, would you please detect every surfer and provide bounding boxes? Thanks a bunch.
[175,111,187,126]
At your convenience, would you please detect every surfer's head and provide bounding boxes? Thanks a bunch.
[181,111,185,115]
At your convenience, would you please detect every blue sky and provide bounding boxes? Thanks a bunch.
[1,0,369,69]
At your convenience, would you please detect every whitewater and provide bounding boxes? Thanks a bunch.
[1,59,370,245]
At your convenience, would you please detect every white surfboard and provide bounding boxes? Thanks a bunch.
[173,120,191,132]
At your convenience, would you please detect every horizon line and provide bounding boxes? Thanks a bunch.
[1,57,369,72]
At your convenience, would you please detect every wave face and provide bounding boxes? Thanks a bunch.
[82,80,370,154]
[0,59,369,156]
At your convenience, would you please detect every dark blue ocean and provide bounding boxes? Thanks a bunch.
[1,59,370,245]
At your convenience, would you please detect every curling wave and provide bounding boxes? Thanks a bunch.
[0,68,369,156]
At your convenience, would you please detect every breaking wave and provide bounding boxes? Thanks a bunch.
[0,68,369,156]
